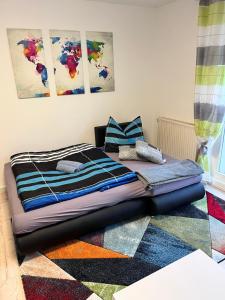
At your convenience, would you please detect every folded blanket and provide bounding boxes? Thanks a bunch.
[56,160,84,173]
[11,143,137,212]
[137,159,203,190]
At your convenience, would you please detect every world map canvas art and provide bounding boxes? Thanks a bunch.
[7,28,50,99]
[50,30,85,96]
[86,31,115,93]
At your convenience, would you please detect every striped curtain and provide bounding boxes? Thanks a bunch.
[195,0,225,181]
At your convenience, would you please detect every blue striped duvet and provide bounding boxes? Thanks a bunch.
[11,144,138,212]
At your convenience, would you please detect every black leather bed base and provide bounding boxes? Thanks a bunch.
[15,182,205,255]
[15,198,149,254]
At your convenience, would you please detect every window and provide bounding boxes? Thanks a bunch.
[218,129,225,175]
[212,125,225,191]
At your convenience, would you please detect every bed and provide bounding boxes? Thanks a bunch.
[4,122,205,254]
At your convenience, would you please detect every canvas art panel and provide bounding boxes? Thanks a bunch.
[50,30,85,96]
[7,28,50,99]
[86,31,115,93]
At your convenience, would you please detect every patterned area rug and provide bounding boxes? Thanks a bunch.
[207,192,225,261]
[19,192,225,300]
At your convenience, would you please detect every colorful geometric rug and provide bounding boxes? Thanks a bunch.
[206,191,225,261]
[19,192,225,300]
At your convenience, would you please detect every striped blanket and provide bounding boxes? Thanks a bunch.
[11,144,138,212]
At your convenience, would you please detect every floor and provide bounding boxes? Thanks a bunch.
[0,191,25,300]
[1,189,225,300]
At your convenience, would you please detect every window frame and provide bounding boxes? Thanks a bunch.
[211,124,225,191]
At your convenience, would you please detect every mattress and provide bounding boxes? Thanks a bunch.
[5,153,201,235]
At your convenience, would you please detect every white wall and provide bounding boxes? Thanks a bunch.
[151,0,199,125]
[0,0,200,188]
[0,0,156,187]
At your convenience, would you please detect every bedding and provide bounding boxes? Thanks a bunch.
[119,145,142,161]
[11,143,137,212]
[5,163,149,234]
[56,160,84,173]
[104,116,144,152]
[136,140,166,164]
[137,159,203,187]
[6,153,202,235]
[109,153,202,196]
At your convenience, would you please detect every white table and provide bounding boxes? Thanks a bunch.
[113,250,225,300]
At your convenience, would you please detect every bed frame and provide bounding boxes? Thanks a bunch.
[8,122,205,255]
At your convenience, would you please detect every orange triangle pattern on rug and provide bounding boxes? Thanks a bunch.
[43,239,128,259]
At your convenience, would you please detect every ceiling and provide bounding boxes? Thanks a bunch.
[86,0,176,8]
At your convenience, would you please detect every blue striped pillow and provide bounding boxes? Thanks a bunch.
[104,116,145,152]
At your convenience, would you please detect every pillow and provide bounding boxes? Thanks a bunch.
[104,116,145,152]
[119,145,142,161]
[136,140,166,164]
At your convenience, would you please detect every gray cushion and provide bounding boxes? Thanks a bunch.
[119,146,142,161]
[136,140,166,164]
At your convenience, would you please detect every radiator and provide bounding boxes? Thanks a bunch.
[157,117,197,160]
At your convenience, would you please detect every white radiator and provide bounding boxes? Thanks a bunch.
[157,117,197,160]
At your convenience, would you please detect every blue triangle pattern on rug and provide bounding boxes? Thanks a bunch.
[164,202,209,220]
[134,224,195,268]
[52,257,160,286]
